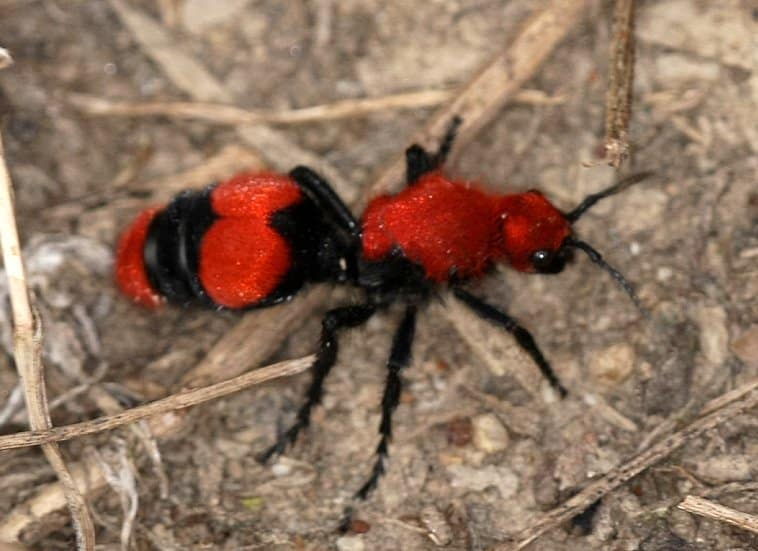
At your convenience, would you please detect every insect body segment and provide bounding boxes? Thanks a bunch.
[116,170,355,310]
[361,172,498,282]
[199,174,302,308]
[115,207,164,308]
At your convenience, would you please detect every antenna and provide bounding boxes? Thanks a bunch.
[566,171,654,223]
[563,236,647,316]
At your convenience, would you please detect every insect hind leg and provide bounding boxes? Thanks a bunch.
[355,304,417,499]
[258,303,376,463]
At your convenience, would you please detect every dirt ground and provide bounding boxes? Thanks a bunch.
[0,1,757,549]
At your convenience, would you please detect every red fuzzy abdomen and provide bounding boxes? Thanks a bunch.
[361,173,499,281]
[115,207,164,308]
[199,172,302,309]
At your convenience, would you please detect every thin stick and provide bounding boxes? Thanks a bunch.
[0,133,96,549]
[604,0,637,168]
[0,356,313,451]
[497,381,758,550]
[69,89,565,127]
[678,495,758,535]
[69,90,453,125]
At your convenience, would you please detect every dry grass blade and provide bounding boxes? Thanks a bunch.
[496,380,758,550]
[69,89,565,128]
[678,495,758,535]
[605,0,637,168]
[0,133,95,549]
[69,89,454,125]
[179,288,326,388]
[93,440,140,550]
[0,542,30,551]
[0,355,314,451]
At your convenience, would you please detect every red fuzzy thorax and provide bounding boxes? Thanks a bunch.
[361,172,501,281]
[115,207,164,308]
[361,173,572,281]
[200,172,302,309]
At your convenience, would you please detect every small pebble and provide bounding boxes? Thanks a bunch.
[694,304,729,365]
[420,504,453,546]
[696,454,753,482]
[471,413,509,453]
[446,417,473,447]
[731,325,758,367]
[336,535,365,551]
[271,462,291,477]
[590,343,635,385]
[348,519,371,534]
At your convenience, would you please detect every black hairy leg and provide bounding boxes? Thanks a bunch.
[355,304,418,499]
[289,165,360,239]
[433,115,462,167]
[258,303,377,463]
[404,145,436,186]
[405,116,463,185]
[453,287,568,397]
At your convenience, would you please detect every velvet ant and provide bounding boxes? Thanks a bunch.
[116,117,646,499]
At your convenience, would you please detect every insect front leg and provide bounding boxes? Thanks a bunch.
[453,287,568,397]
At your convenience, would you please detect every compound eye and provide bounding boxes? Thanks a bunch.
[531,249,553,270]
[531,247,571,274]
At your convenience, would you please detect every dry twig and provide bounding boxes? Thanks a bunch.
[69,90,453,125]
[496,380,758,550]
[0,131,95,548]
[69,89,565,128]
[604,0,637,168]
[678,495,758,535]
[0,356,313,451]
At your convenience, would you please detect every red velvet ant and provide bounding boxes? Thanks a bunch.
[116,117,646,499]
